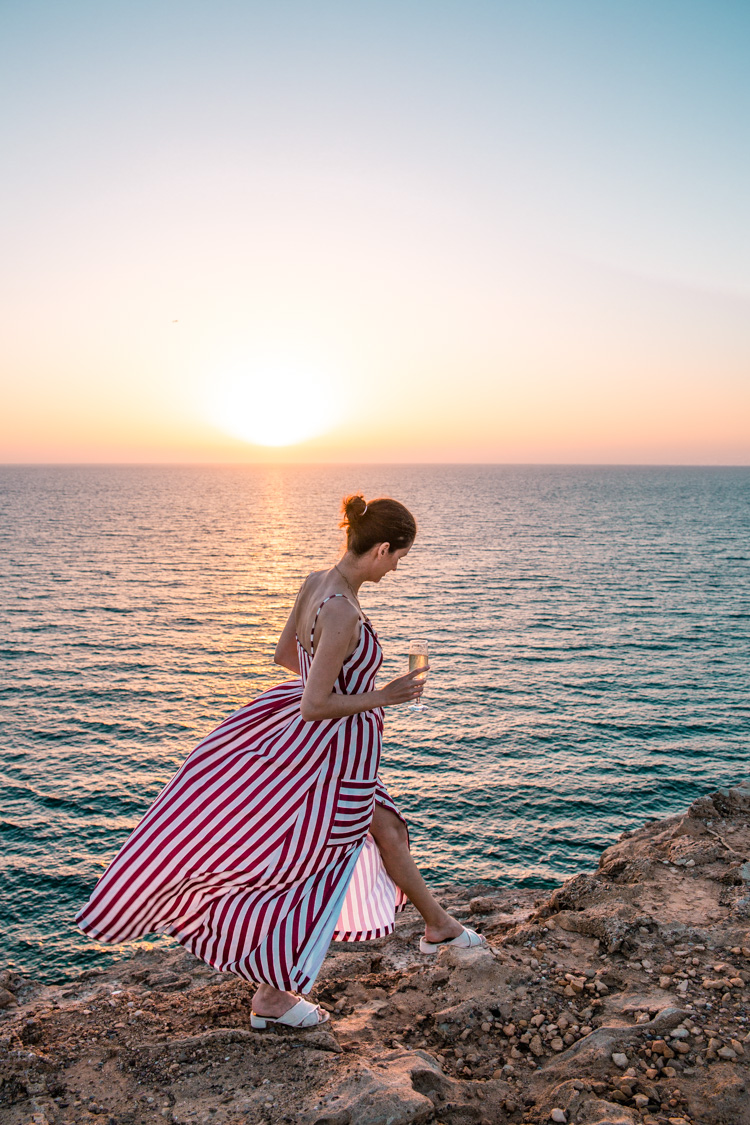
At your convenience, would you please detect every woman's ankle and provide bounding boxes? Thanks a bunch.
[253,984,297,1016]
[423,912,464,941]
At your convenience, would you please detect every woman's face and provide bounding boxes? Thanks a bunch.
[370,542,412,582]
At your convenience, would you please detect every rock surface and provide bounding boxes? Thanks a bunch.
[2,781,750,1124]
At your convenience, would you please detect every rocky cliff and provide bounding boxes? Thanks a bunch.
[2,781,750,1125]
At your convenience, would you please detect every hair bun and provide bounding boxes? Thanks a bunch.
[339,494,416,554]
[341,494,368,526]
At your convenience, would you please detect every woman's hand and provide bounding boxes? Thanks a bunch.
[378,667,430,708]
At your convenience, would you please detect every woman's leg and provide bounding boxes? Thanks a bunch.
[370,804,465,942]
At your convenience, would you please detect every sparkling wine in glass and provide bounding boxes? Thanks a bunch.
[408,640,429,711]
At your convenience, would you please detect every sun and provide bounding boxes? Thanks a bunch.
[207,362,341,447]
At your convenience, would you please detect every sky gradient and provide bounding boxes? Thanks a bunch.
[1,0,748,463]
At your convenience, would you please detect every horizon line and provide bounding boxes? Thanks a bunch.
[2,460,749,470]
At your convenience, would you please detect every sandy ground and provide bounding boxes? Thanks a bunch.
[2,780,750,1125]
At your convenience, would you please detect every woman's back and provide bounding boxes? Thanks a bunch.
[294,570,361,659]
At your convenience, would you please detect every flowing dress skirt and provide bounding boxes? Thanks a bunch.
[76,607,407,993]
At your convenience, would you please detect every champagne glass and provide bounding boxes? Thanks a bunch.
[408,639,429,711]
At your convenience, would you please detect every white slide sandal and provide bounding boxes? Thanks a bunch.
[250,998,330,1030]
[419,926,487,955]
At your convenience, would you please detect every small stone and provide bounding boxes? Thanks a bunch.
[659,976,673,989]
[0,987,17,1009]
[550,1037,564,1051]
[550,1111,567,1124]
[730,1038,745,1055]
[612,1052,629,1068]
[529,1034,544,1057]
[634,1094,650,1108]
[717,1046,737,1059]
[469,896,496,915]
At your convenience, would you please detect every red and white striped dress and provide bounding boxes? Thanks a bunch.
[75,595,407,994]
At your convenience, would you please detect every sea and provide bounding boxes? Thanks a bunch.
[1,464,748,984]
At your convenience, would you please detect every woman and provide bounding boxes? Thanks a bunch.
[76,495,483,1030]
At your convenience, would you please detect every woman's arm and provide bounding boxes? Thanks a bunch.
[274,607,301,674]
[300,597,426,721]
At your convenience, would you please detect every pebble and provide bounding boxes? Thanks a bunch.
[0,988,18,1009]
[469,896,495,915]
[611,1052,629,1068]
[550,1111,567,1123]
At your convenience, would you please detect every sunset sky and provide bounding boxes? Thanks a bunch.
[1,1,748,464]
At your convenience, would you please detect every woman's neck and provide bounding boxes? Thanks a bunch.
[335,555,364,596]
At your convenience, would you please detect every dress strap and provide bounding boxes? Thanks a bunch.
[309,593,358,655]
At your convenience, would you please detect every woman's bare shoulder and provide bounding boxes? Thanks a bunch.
[315,592,360,623]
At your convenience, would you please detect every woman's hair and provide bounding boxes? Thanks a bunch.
[340,494,417,555]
